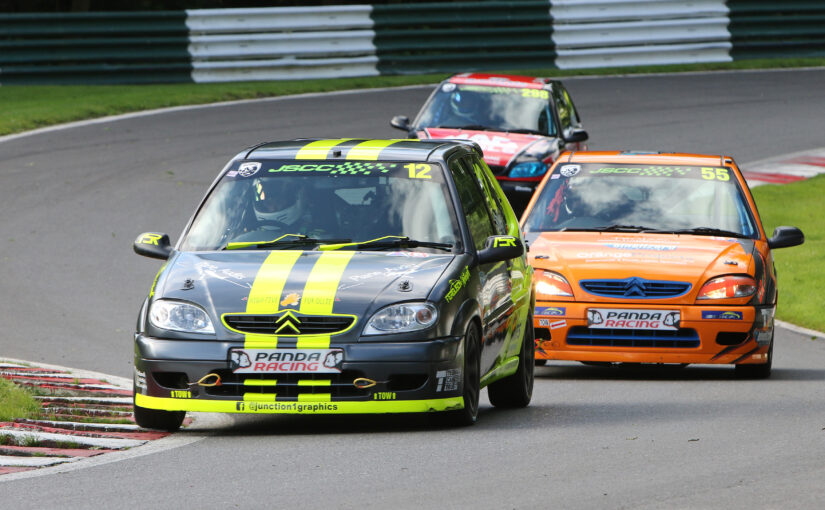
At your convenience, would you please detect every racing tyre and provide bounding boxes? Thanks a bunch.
[436,322,481,427]
[735,336,773,379]
[488,312,534,408]
[133,398,185,431]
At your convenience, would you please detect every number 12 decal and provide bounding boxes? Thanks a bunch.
[405,163,432,179]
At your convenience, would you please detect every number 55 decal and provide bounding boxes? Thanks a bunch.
[701,167,729,181]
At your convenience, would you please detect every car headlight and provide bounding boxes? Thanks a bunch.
[362,303,438,335]
[508,161,547,178]
[536,270,574,298]
[696,275,757,300]
[149,299,215,334]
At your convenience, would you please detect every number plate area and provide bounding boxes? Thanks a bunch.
[229,348,343,374]
[587,308,680,330]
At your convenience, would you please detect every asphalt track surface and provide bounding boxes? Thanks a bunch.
[1,69,824,508]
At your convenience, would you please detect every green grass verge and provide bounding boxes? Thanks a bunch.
[752,174,825,333]
[0,377,40,422]
[2,58,824,137]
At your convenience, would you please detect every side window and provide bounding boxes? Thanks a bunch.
[449,158,495,251]
[467,157,509,236]
[553,86,571,132]
[561,86,580,127]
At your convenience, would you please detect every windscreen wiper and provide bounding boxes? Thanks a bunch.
[436,124,498,132]
[506,128,547,136]
[223,234,352,251]
[655,227,749,238]
[561,224,657,233]
[319,235,453,252]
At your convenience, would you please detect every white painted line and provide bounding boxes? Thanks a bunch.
[0,363,27,369]
[0,411,234,483]
[0,429,146,449]
[776,320,825,340]
[34,396,133,405]
[0,455,77,467]
[17,420,142,432]
[0,358,131,389]
[0,372,75,378]
[0,83,433,146]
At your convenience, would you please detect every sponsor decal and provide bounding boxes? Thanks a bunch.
[280,292,301,307]
[267,162,394,176]
[442,82,457,92]
[590,166,692,177]
[559,164,581,177]
[373,392,396,400]
[134,368,147,393]
[493,236,517,248]
[436,368,461,392]
[550,320,566,330]
[138,233,163,245]
[236,401,339,413]
[550,174,561,179]
[603,243,677,251]
[701,310,743,320]
[538,318,550,327]
[171,390,191,399]
[385,251,430,258]
[536,306,565,316]
[445,266,471,303]
[229,348,344,374]
[238,162,261,177]
[588,308,680,330]
[226,170,238,177]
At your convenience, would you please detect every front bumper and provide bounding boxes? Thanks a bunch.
[134,334,465,414]
[533,302,773,365]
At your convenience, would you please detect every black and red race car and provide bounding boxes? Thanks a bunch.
[392,73,589,215]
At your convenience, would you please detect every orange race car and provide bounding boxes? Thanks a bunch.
[520,151,804,377]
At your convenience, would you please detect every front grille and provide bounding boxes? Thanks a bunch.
[205,370,368,398]
[567,327,700,348]
[203,370,428,398]
[580,277,691,299]
[224,314,354,335]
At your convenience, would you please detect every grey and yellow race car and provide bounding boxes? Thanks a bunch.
[133,139,535,430]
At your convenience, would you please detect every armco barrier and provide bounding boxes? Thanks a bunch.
[185,6,378,83]
[0,11,191,84]
[728,1,825,59]
[550,0,732,69]
[371,1,554,74]
[0,2,820,85]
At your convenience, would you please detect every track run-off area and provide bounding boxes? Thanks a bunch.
[1,69,824,509]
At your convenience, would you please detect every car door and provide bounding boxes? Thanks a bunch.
[450,156,516,376]
[467,155,525,366]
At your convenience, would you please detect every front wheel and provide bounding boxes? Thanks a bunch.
[488,312,535,408]
[435,322,481,427]
[133,395,185,431]
[735,336,773,379]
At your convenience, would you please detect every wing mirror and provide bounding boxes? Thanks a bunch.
[134,232,173,260]
[563,130,589,144]
[390,115,411,132]
[477,235,524,265]
[768,226,804,249]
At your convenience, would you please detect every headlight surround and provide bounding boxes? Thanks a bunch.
[149,299,215,334]
[696,275,757,300]
[536,270,574,299]
[508,161,548,178]
[362,302,438,335]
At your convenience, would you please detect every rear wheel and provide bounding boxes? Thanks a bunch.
[488,312,535,408]
[133,392,185,431]
[735,337,773,379]
[436,322,481,427]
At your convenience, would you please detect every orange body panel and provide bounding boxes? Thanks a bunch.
[522,152,776,366]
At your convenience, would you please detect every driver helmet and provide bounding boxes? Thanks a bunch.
[253,178,305,226]
[449,90,483,117]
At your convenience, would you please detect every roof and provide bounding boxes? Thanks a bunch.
[245,138,480,162]
[447,72,548,90]
[561,150,736,168]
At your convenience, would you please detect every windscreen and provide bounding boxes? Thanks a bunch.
[180,160,461,251]
[522,163,758,237]
[415,83,556,136]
